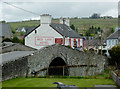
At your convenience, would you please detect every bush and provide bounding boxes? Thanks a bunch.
[12,37,20,43]
[2,38,12,42]
[109,45,120,67]
[12,37,24,44]
[67,45,72,48]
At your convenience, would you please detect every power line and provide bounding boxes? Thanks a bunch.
[3,2,40,16]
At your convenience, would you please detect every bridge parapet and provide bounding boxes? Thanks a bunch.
[28,44,106,77]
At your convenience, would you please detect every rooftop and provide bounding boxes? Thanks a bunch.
[107,30,120,39]
[1,51,34,64]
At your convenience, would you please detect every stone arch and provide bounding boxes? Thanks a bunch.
[48,57,68,76]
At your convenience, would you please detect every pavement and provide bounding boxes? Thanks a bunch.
[94,85,118,89]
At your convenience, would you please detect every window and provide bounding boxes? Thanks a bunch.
[116,40,118,45]
[35,30,37,34]
[103,46,105,48]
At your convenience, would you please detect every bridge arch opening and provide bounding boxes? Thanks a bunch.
[48,57,68,76]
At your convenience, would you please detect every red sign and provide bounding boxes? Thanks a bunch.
[55,38,63,44]
[35,36,54,46]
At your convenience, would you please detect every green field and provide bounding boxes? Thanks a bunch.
[2,77,115,87]
[7,18,118,34]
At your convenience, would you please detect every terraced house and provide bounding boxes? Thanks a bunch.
[25,14,83,49]
[106,30,120,50]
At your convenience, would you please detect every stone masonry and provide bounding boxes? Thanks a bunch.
[2,44,106,81]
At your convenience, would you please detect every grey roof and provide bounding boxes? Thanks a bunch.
[1,51,34,64]
[50,23,81,38]
[88,39,106,46]
[107,30,120,39]
[0,23,12,37]
[2,42,15,47]
[25,26,36,35]
[25,25,40,37]
[17,26,36,34]
[25,23,82,38]
[17,27,24,32]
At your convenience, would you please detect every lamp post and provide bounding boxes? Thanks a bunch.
[101,30,103,55]
[63,18,65,45]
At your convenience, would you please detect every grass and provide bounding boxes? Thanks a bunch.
[2,77,115,87]
[7,18,118,34]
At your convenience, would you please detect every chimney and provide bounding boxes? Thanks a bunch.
[40,14,52,25]
[60,17,70,26]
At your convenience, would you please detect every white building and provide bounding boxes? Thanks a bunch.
[106,30,120,50]
[25,14,83,49]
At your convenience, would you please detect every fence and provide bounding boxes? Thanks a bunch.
[111,71,120,87]
[34,64,97,77]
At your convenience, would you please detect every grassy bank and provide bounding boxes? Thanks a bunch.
[8,18,118,34]
[2,77,115,87]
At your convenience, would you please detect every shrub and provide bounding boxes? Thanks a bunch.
[67,45,72,48]
[109,45,120,67]
[2,38,12,42]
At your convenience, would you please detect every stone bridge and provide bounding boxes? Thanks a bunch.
[27,44,106,77]
[2,44,106,81]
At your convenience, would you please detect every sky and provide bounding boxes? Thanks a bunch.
[0,0,119,22]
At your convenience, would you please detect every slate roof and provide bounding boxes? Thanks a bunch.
[107,30,120,39]
[17,26,36,34]
[0,23,12,37]
[17,27,24,32]
[25,23,82,38]
[50,23,82,38]
[88,39,106,46]
[25,26,36,35]
[1,51,34,64]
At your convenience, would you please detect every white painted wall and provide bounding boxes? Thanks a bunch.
[25,24,63,49]
[25,14,83,49]
[21,27,26,32]
[107,39,119,49]
[60,18,70,26]
[40,15,51,24]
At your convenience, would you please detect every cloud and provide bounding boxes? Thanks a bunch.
[102,9,118,17]
[1,2,118,22]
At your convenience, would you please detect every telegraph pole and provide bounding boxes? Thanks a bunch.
[63,18,65,45]
[101,30,103,55]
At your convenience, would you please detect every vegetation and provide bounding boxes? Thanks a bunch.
[2,37,24,44]
[2,77,115,87]
[109,45,120,68]
[7,18,118,36]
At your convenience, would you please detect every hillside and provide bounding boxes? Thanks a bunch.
[7,18,118,35]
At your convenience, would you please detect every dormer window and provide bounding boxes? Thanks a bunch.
[35,30,37,34]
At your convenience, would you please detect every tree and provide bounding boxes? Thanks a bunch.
[12,30,16,34]
[111,28,114,33]
[12,37,20,43]
[90,13,100,19]
[109,46,120,68]
[75,28,78,33]
[70,24,75,30]
[98,27,101,32]
[20,31,25,36]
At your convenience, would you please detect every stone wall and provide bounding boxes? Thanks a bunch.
[28,44,106,77]
[2,56,28,81]
[2,44,106,81]
[1,43,37,54]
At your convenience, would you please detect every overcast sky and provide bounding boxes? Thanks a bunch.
[0,0,119,22]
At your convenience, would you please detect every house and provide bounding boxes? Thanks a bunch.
[25,14,83,49]
[106,30,120,50]
[84,37,107,54]
[0,23,13,46]
[88,39,107,53]
[115,27,120,32]
[0,23,13,39]
[16,26,36,39]
[17,27,26,32]
[16,26,36,33]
